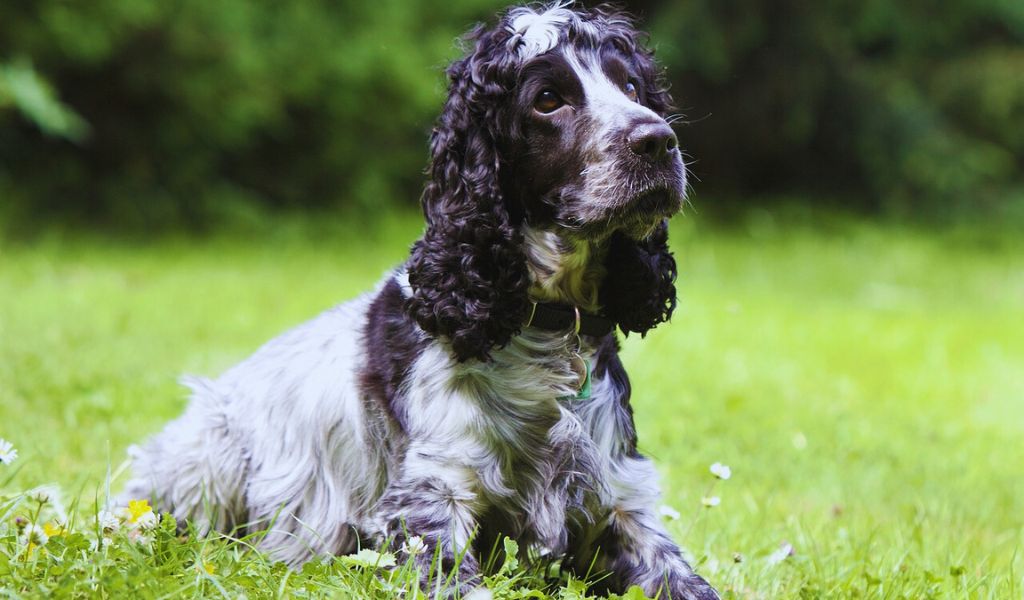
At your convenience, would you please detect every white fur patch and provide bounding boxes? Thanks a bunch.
[507,4,574,57]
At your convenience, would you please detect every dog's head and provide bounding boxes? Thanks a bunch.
[407,4,683,362]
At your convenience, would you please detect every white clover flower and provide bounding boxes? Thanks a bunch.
[342,548,397,568]
[97,510,121,535]
[20,523,49,548]
[701,496,721,508]
[0,438,18,465]
[133,510,159,531]
[766,541,795,566]
[658,505,681,520]
[400,535,427,556]
[710,462,732,480]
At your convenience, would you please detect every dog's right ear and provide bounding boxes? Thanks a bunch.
[406,26,531,363]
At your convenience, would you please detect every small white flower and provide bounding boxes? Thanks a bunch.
[0,438,18,465]
[766,541,795,566]
[133,510,159,531]
[27,484,61,506]
[97,510,121,535]
[658,505,681,520]
[701,496,721,508]
[20,523,48,547]
[710,462,732,480]
[792,432,808,450]
[400,535,427,556]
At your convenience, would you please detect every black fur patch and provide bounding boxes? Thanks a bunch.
[599,220,677,336]
[359,276,428,431]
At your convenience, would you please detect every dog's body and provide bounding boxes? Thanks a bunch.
[125,5,718,599]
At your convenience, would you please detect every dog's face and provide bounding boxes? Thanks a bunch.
[501,10,686,241]
[408,5,683,362]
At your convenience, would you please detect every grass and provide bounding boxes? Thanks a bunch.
[1,209,1022,598]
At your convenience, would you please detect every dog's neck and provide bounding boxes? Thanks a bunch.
[522,225,606,313]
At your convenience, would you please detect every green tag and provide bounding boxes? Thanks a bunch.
[558,358,592,402]
[577,359,591,400]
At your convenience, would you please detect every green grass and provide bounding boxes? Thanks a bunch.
[1,211,1022,598]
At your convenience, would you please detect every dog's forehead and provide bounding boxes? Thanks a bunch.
[506,5,599,59]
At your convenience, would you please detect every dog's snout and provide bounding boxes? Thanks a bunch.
[627,122,677,162]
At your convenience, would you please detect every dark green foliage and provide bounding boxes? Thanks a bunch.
[0,0,1022,227]
[650,0,1024,217]
[0,0,503,227]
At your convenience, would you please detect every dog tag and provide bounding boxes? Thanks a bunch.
[569,356,591,400]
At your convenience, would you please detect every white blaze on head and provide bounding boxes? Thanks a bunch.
[507,4,576,58]
[566,49,661,133]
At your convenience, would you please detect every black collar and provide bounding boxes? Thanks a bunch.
[524,302,616,337]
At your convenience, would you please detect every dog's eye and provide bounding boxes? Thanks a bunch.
[624,80,639,102]
[534,90,564,114]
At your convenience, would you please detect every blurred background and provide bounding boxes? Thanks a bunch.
[1,0,1022,231]
[1,4,1023,595]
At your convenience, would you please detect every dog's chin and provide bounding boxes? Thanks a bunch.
[616,187,683,238]
[575,187,682,241]
[546,182,684,242]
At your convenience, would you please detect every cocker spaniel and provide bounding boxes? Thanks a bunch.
[124,4,718,599]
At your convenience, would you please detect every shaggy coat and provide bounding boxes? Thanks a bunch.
[124,5,719,599]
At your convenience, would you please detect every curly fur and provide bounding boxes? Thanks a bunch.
[406,24,532,362]
[124,5,718,600]
[600,219,677,335]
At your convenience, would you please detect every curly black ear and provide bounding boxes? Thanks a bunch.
[599,220,677,336]
[405,27,531,363]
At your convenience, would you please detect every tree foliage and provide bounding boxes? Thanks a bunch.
[648,0,1024,218]
[0,0,1021,227]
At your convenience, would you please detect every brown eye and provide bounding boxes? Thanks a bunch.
[625,80,639,101]
[534,90,564,114]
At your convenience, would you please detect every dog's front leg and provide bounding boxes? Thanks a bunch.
[602,456,720,600]
[376,446,484,598]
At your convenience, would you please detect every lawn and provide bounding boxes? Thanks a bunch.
[1,211,1022,598]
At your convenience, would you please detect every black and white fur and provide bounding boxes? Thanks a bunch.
[124,4,718,599]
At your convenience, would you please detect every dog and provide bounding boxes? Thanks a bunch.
[123,4,719,599]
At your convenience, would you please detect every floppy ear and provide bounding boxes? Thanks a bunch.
[599,219,677,336]
[405,30,531,363]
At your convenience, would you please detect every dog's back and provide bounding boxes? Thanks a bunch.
[123,291,384,564]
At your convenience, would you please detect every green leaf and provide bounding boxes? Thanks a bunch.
[501,537,519,573]
[0,59,90,141]
[622,585,650,600]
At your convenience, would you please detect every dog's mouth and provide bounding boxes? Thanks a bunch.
[609,186,683,238]
[552,186,683,240]
[630,187,682,219]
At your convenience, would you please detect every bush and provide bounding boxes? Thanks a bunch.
[0,0,499,228]
[649,0,1024,217]
[1,0,1022,228]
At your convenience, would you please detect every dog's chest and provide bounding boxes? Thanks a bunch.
[470,335,616,548]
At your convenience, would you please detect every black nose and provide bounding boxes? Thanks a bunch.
[627,121,678,162]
